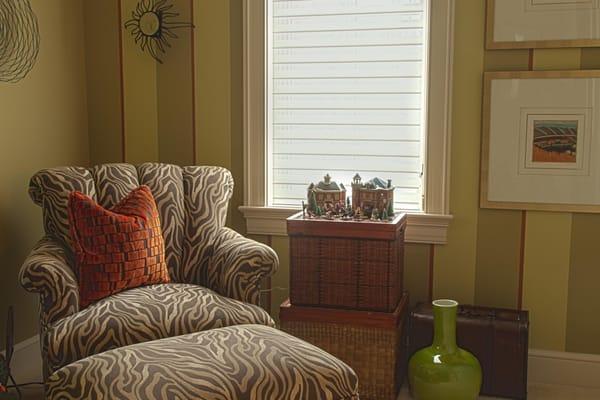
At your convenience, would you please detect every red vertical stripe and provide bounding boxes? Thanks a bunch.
[117,0,126,163]
[518,49,534,309]
[265,236,273,315]
[528,49,534,71]
[427,244,435,302]
[517,210,526,310]
[190,0,197,165]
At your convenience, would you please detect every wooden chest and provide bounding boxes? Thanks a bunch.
[280,294,409,400]
[287,212,406,312]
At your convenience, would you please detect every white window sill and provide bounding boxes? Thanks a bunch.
[239,206,452,245]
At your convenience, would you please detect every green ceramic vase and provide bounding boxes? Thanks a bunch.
[408,299,482,400]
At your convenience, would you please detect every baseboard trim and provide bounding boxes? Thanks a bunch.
[0,334,38,356]
[14,334,38,353]
[1,334,42,383]
[529,348,600,389]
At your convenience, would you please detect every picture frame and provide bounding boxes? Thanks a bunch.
[486,0,600,49]
[481,70,600,213]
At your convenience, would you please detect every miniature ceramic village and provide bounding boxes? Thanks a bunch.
[303,173,395,221]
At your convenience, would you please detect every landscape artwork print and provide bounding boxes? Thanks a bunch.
[531,120,578,163]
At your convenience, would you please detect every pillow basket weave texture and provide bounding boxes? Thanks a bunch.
[68,185,170,308]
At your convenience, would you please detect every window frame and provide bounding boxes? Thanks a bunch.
[240,0,454,244]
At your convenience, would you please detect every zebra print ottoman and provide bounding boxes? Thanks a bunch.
[46,324,360,400]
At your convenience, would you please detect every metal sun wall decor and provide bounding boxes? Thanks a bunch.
[0,0,40,83]
[125,0,193,63]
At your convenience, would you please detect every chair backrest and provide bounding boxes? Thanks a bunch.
[28,163,234,282]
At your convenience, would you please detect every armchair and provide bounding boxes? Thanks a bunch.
[19,163,278,378]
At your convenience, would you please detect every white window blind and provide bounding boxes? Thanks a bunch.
[269,0,427,211]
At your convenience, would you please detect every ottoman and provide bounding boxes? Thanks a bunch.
[46,325,360,400]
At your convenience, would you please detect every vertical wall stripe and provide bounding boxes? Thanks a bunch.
[519,46,581,351]
[194,0,232,168]
[156,0,194,165]
[265,235,272,315]
[516,48,531,311]
[565,214,600,354]
[229,0,245,233]
[403,244,431,306]
[474,47,528,310]
[522,211,572,351]
[474,210,522,309]
[270,236,290,323]
[564,49,600,354]
[428,244,434,302]
[517,211,526,309]
[83,1,123,165]
[432,0,485,304]
[190,0,197,165]
[120,0,159,164]
[117,0,126,163]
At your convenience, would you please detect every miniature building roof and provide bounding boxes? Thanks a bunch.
[314,174,346,192]
[367,177,389,189]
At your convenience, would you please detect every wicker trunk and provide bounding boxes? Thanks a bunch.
[280,294,409,400]
[287,212,406,312]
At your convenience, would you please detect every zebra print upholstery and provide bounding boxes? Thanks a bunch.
[45,284,274,373]
[20,163,279,377]
[46,325,360,400]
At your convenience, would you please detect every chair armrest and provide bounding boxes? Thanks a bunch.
[19,236,79,327]
[207,228,279,305]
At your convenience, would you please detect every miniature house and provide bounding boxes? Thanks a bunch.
[351,174,394,217]
[307,174,346,213]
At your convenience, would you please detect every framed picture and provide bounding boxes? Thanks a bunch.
[481,70,600,213]
[486,0,600,49]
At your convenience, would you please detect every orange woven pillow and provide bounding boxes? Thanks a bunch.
[68,185,170,308]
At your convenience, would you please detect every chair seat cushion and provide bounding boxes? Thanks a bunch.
[46,325,359,400]
[45,283,274,373]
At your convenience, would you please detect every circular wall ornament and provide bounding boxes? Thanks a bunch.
[125,0,193,63]
[0,0,40,83]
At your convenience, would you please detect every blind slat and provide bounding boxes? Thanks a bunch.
[274,45,423,62]
[274,12,422,32]
[273,0,425,17]
[273,109,421,125]
[274,29,423,47]
[273,124,421,141]
[273,139,421,157]
[274,154,421,172]
[274,77,422,93]
[273,93,421,109]
[273,61,422,78]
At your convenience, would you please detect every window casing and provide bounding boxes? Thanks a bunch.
[241,0,454,244]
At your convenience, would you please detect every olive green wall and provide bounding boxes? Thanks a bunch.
[8,0,599,354]
[85,0,246,232]
[85,0,600,354]
[0,1,90,343]
[438,3,600,354]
